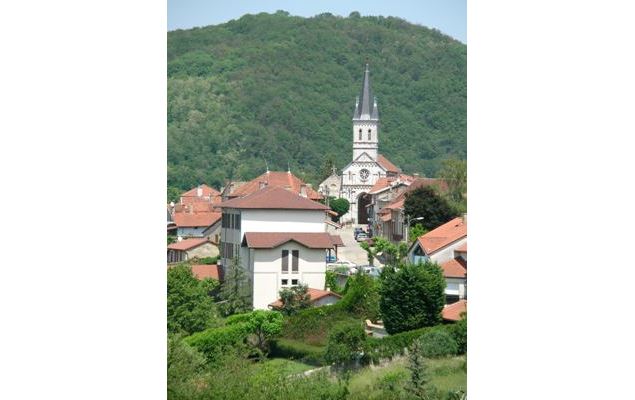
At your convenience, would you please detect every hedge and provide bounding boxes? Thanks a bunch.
[269,338,325,366]
[364,319,466,364]
[184,322,251,363]
[280,304,359,346]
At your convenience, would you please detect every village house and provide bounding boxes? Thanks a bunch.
[178,184,221,205]
[172,211,222,241]
[442,299,467,322]
[167,237,218,264]
[218,186,342,310]
[224,170,323,201]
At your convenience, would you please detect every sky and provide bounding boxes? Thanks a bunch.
[168,0,466,43]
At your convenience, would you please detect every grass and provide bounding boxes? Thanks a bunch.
[249,358,315,376]
[347,355,466,397]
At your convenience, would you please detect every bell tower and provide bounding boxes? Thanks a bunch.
[352,63,379,161]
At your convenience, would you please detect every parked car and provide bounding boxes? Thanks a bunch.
[327,260,357,270]
[354,227,364,239]
[325,254,337,263]
[358,265,381,277]
[356,232,368,242]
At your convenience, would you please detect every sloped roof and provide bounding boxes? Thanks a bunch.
[442,300,467,321]
[174,202,219,213]
[269,288,342,308]
[242,232,335,249]
[190,264,222,281]
[368,174,415,194]
[167,237,212,251]
[228,171,322,200]
[220,186,328,210]
[377,154,401,174]
[173,212,222,228]
[378,177,449,214]
[441,257,467,278]
[180,184,221,204]
[330,234,345,247]
[455,243,467,253]
[417,217,467,255]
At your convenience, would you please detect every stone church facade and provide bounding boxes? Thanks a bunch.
[319,64,401,225]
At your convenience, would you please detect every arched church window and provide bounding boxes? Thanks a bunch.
[368,129,371,140]
[358,129,362,140]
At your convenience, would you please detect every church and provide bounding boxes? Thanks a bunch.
[319,64,402,225]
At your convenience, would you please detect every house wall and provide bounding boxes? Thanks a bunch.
[251,242,326,310]
[177,227,207,237]
[429,237,468,265]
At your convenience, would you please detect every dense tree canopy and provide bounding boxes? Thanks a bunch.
[167,264,219,335]
[379,262,446,334]
[167,12,466,194]
[404,185,458,231]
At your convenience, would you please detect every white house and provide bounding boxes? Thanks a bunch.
[218,186,342,310]
[172,211,222,240]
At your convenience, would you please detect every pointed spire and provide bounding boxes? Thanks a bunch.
[353,63,378,121]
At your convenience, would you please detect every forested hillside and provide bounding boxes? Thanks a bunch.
[168,11,466,196]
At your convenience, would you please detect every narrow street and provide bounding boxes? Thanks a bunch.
[336,225,382,266]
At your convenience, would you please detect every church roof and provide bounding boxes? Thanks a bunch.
[353,64,379,121]
[377,154,401,173]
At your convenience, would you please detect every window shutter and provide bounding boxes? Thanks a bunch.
[292,250,299,273]
[281,250,289,273]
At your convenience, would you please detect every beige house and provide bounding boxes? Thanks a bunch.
[167,237,218,264]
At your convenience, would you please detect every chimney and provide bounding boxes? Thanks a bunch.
[259,181,267,190]
[300,184,307,198]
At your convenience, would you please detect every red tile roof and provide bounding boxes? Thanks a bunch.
[440,257,467,278]
[368,174,415,194]
[330,234,345,247]
[167,237,212,251]
[269,288,342,308]
[417,217,467,255]
[190,264,222,281]
[243,232,335,249]
[442,300,467,321]
[377,154,401,173]
[180,185,221,204]
[173,212,222,228]
[174,202,219,213]
[228,171,322,200]
[220,186,329,210]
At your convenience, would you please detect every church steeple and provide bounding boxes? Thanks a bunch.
[353,63,379,121]
[352,63,380,161]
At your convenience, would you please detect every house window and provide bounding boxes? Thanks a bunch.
[281,250,289,273]
[236,214,241,230]
[281,279,288,286]
[292,250,299,273]
[291,279,298,285]
[368,129,371,140]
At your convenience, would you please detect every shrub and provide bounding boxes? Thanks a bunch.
[280,304,358,346]
[339,271,380,320]
[447,316,467,354]
[418,330,458,358]
[324,322,367,368]
[167,264,219,335]
[277,284,311,316]
[196,256,219,265]
[184,322,251,363]
[269,338,325,366]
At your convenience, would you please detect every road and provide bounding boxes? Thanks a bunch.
[335,225,383,267]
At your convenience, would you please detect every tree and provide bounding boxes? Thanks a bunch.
[379,262,446,334]
[361,237,407,266]
[407,337,437,400]
[324,322,367,370]
[325,270,342,293]
[277,283,311,316]
[219,255,252,316]
[328,197,350,222]
[339,271,380,320]
[409,223,427,244]
[404,185,458,231]
[167,264,219,335]
[226,309,284,355]
[167,334,208,400]
[439,158,467,204]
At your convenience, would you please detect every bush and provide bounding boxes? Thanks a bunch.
[324,322,367,367]
[418,330,458,358]
[184,322,251,363]
[280,304,359,346]
[269,338,325,366]
[339,271,380,320]
[447,316,467,354]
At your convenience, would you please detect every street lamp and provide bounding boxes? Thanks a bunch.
[405,215,424,244]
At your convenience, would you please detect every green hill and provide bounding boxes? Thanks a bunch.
[167,11,466,195]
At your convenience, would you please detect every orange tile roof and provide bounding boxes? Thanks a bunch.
[243,232,335,249]
[417,217,467,255]
[377,154,401,173]
[368,174,415,194]
[442,300,467,321]
[180,184,221,204]
[440,257,467,278]
[190,264,222,281]
[167,237,212,251]
[173,211,222,228]
[174,202,219,213]
[228,171,322,200]
[220,186,329,210]
[269,288,342,308]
